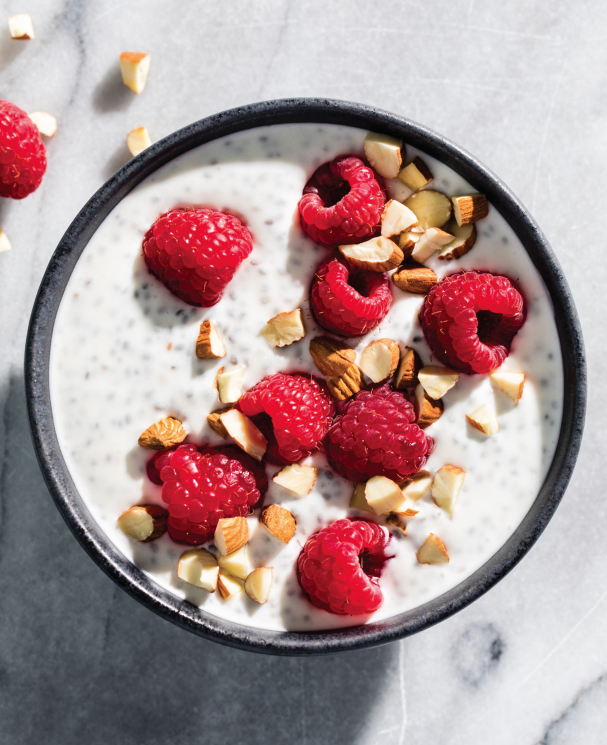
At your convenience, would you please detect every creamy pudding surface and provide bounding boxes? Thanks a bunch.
[49,123,563,632]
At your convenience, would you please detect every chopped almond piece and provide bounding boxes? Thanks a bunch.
[138,416,186,449]
[219,409,267,461]
[380,200,419,237]
[119,51,151,94]
[400,470,432,502]
[272,464,317,497]
[431,465,466,517]
[491,371,525,405]
[309,336,356,377]
[215,365,246,403]
[452,194,488,226]
[397,157,434,191]
[177,549,219,592]
[392,260,437,294]
[28,112,57,137]
[394,347,422,389]
[359,339,399,383]
[350,482,373,513]
[117,505,168,542]
[260,504,296,543]
[365,475,407,515]
[363,132,403,179]
[196,320,226,359]
[404,190,452,230]
[261,308,305,347]
[0,228,12,253]
[9,13,34,39]
[327,363,363,402]
[217,570,245,599]
[126,126,152,156]
[339,236,403,273]
[207,406,231,438]
[398,231,421,257]
[466,404,499,436]
[384,178,414,203]
[386,513,408,536]
[214,517,249,556]
[417,534,449,564]
[411,228,454,263]
[437,219,477,261]
[414,384,444,428]
[218,546,250,580]
[245,567,273,604]
[418,365,460,399]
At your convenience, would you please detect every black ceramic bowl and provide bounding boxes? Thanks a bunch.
[25,98,586,655]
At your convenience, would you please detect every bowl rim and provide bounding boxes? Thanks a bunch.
[25,97,586,656]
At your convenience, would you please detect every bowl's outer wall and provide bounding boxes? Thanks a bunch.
[25,98,587,655]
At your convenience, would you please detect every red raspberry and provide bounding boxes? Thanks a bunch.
[325,384,434,482]
[236,373,335,465]
[420,271,526,375]
[310,254,392,337]
[152,443,262,544]
[142,208,253,307]
[0,99,46,199]
[297,518,390,615]
[298,156,386,247]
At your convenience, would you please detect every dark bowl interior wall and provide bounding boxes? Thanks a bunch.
[25,98,586,655]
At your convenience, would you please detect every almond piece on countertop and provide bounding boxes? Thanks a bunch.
[394,347,423,389]
[398,157,434,191]
[359,339,399,383]
[466,404,499,436]
[404,190,452,230]
[350,482,373,513]
[414,384,444,429]
[384,178,414,203]
[218,546,250,580]
[400,470,432,502]
[214,517,249,556]
[177,549,219,592]
[28,112,57,138]
[117,505,168,542]
[0,228,12,253]
[418,365,460,399]
[119,51,151,94]
[417,533,450,565]
[272,464,317,497]
[219,409,267,461]
[260,504,296,543]
[363,132,403,179]
[380,200,419,237]
[207,406,231,438]
[392,260,437,294]
[196,320,226,359]
[411,227,454,263]
[138,416,186,449]
[309,336,356,377]
[127,126,152,156]
[491,371,525,405]
[365,475,407,515]
[215,365,246,403]
[431,465,466,517]
[217,570,245,599]
[437,219,477,261]
[339,236,403,273]
[9,13,34,39]
[261,308,305,347]
[327,363,363,402]
[398,231,421,257]
[452,194,488,226]
[245,567,273,604]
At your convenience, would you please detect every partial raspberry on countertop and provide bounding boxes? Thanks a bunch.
[310,254,392,337]
[325,384,434,483]
[151,443,262,544]
[298,155,386,247]
[420,271,526,375]
[142,208,253,307]
[235,373,335,465]
[297,518,390,615]
[0,99,46,199]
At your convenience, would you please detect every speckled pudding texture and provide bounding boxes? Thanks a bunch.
[49,123,563,632]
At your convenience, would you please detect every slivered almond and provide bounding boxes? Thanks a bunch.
[491,371,525,405]
[417,534,449,564]
[217,570,245,599]
[245,567,273,604]
[272,464,317,497]
[365,475,407,515]
[127,126,152,156]
[207,406,231,438]
[414,384,444,429]
[339,236,403,273]
[392,260,437,294]
[177,549,219,592]
[363,132,403,179]
[437,219,477,261]
[404,190,452,229]
[452,194,488,226]
[394,347,423,389]
[214,517,249,556]
[380,200,419,237]
[398,231,422,257]
[359,339,399,383]
[138,416,186,449]
[119,51,151,94]
[431,465,466,517]
[327,364,363,402]
[397,156,434,191]
[218,546,250,580]
[196,320,226,359]
[28,112,57,138]
[309,336,356,377]
[260,504,296,543]
[411,227,454,263]
[261,308,305,347]
[418,366,460,399]
[220,409,267,461]
[466,404,499,436]
[117,505,168,542]
[400,470,432,502]
[350,482,373,513]
[215,365,246,403]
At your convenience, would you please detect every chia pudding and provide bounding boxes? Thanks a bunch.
[49,123,563,631]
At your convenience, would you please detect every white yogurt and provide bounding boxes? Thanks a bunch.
[49,124,563,631]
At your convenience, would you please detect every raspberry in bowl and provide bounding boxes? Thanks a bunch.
[27,100,585,654]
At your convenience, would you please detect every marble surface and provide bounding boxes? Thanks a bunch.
[0,0,604,742]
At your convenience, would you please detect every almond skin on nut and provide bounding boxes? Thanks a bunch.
[207,406,232,438]
[214,516,249,556]
[117,505,168,542]
[327,364,363,402]
[394,347,423,389]
[338,236,404,273]
[196,320,226,359]
[260,504,296,543]
[392,260,437,294]
[138,416,186,449]
[309,336,356,377]
[414,384,444,429]
[359,339,400,383]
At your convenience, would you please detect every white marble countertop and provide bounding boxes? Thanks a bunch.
[0,1,604,743]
